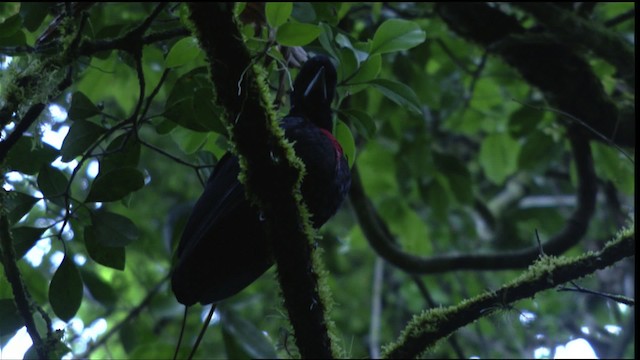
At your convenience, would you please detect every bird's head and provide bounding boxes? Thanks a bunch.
[290,55,337,131]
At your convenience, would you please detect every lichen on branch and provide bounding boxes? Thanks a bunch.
[186,3,339,358]
[382,223,635,359]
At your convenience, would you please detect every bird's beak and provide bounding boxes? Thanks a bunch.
[303,66,327,102]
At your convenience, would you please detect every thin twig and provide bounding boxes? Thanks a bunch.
[434,38,474,75]
[462,50,488,110]
[409,275,466,358]
[0,211,45,358]
[557,280,635,306]
[187,304,217,360]
[79,275,170,358]
[535,229,546,257]
[512,98,634,164]
[605,8,636,28]
[141,69,171,121]
[383,231,635,358]
[0,104,46,163]
[173,307,189,360]
[369,258,384,359]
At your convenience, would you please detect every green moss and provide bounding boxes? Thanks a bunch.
[1,52,67,121]
[610,218,635,244]
[187,3,342,357]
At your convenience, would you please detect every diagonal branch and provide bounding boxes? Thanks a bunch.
[78,275,169,359]
[436,3,634,149]
[1,196,45,358]
[382,226,635,358]
[515,3,635,89]
[0,104,46,163]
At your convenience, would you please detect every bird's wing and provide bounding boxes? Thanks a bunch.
[175,153,245,259]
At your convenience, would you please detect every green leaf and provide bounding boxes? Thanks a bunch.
[60,120,106,162]
[345,54,381,85]
[155,118,178,135]
[77,55,137,113]
[84,226,126,270]
[89,211,139,247]
[479,133,520,185]
[291,2,316,23]
[165,37,201,68]
[0,13,26,47]
[517,130,558,171]
[369,78,423,115]
[370,19,426,55]
[276,22,322,46]
[433,152,473,205]
[336,47,358,85]
[337,109,376,140]
[334,120,356,168]
[4,191,39,224]
[69,206,92,232]
[0,14,22,37]
[219,306,279,359]
[5,136,59,175]
[128,344,176,359]
[311,3,342,25]
[49,255,83,322]
[335,33,354,51]
[85,167,144,203]
[318,23,338,59]
[427,177,451,221]
[0,298,23,336]
[80,269,118,309]
[508,105,544,138]
[68,92,102,120]
[0,29,26,47]
[100,133,141,174]
[10,227,46,260]
[265,2,292,28]
[0,272,11,298]
[164,67,226,134]
[119,320,140,354]
[37,165,69,208]
[19,3,49,32]
[447,172,474,205]
[170,126,210,155]
[592,142,634,195]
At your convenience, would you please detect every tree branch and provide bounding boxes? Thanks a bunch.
[186,3,337,358]
[0,103,46,163]
[78,275,169,359]
[515,3,635,89]
[605,8,635,28]
[350,127,597,273]
[436,3,634,148]
[1,193,46,359]
[382,226,635,358]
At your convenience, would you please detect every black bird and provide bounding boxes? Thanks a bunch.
[171,55,351,306]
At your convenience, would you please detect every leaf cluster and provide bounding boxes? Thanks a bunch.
[0,2,634,359]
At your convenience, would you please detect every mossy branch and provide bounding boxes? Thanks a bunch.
[436,3,634,148]
[382,224,635,359]
[515,3,635,89]
[186,3,338,358]
[1,191,46,358]
[350,129,597,273]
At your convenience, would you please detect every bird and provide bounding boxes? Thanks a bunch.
[171,55,351,306]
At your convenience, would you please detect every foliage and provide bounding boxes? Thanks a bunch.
[0,2,635,359]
